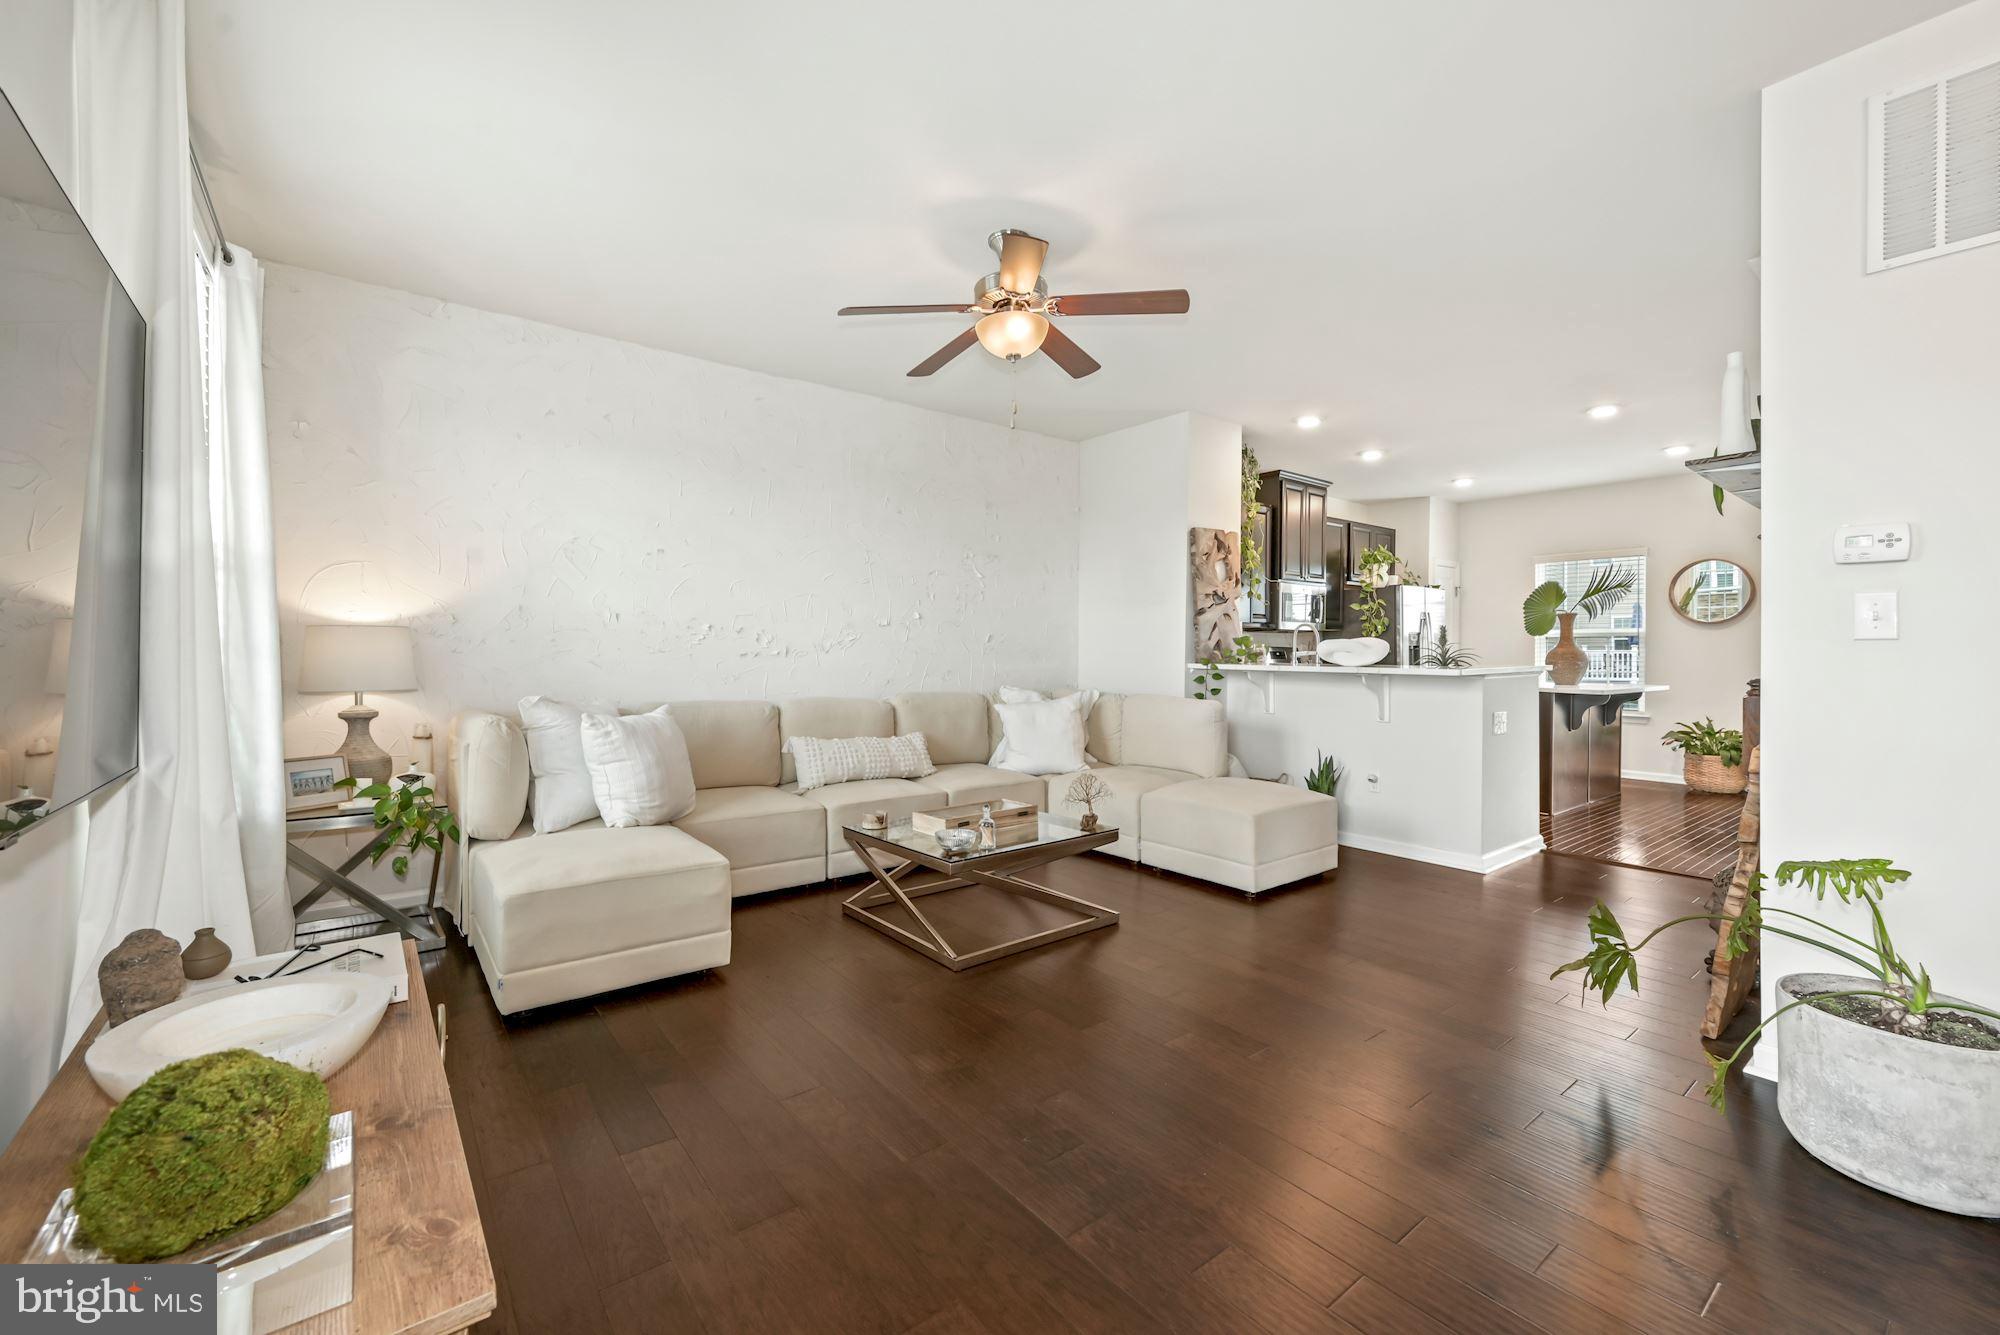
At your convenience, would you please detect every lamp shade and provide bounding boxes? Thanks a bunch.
[299,624,418,693]
[44,618,71,696]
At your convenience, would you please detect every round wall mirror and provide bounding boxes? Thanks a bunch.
[1668,558,1755,624]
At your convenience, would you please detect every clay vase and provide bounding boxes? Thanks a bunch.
[1545,612,1589,686]
[180,927,233,980]
[99,929,184,1026]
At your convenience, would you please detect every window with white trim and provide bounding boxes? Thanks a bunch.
[1533,554,1646,691]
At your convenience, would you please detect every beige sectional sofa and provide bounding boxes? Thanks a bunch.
[445,691,1336,1013]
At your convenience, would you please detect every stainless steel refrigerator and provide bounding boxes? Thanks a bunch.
[1391,585,1449,665]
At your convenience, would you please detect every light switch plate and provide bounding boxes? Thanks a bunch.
[1492,710,1508,734]
[1854,591,1899,639]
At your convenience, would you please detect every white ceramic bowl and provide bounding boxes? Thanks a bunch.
[1317,637,1391,667]
[85,971,395,1101]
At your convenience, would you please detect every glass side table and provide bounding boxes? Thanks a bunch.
[287,805,447,951]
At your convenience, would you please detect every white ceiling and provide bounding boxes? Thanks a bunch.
[188,0,1958,500]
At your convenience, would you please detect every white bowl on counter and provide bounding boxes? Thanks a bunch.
[1316,638,1391,667]
[85,971,395,1101]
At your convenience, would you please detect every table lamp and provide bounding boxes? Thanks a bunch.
[299,624,418,786]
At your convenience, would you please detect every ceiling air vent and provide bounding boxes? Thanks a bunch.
[1867,57,2000,272]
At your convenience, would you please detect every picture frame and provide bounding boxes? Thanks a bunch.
[285,754,350,813]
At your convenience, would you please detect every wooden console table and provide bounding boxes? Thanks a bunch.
[0,941,495,1334]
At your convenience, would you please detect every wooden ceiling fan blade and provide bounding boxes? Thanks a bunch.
[907,327,979,377]
[1039,323,1101,378]
[992,230,1049,294]
[838,303,973,315]
[1051,289,1191,316]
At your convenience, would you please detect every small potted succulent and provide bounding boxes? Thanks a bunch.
[1660,717,1746,794]
[1555,858,2000,1216]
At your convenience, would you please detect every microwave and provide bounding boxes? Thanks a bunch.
[1269,580,1328,630]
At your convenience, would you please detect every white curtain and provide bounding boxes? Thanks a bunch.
[62,0,291,1047]
[212,247,290,949]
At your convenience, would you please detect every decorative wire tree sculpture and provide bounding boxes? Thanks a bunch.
[1065,772,1112,831]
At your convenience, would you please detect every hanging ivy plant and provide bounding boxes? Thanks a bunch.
[1240,444,1265,598]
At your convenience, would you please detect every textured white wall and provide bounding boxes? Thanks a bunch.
[1756,2,2000,1074]
[262,263,1082,774]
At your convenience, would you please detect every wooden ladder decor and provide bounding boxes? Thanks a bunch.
[1701,745,1760,1039]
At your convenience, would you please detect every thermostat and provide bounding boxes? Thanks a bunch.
[1833,522,1911,564]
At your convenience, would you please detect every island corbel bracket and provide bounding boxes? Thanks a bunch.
[1359,671,1392,723]
[1243,669,1279,714]
[1556,689,1643,730]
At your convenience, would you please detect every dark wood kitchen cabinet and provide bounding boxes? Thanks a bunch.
[1258,471,1331,583]
[1345,521,1397,582]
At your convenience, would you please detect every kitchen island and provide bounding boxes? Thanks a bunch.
[1539,683,1671,816]
[1202,663,1546,872]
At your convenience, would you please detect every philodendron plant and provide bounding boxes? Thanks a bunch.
[334,777,461,878]
[1553,858,2000,1110]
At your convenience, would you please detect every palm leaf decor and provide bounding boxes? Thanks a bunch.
[1522,563,1638,637]
[1522,580,1567,637]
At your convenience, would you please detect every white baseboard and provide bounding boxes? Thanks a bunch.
[1622,768,1685,786]
[1339,830,1545,874]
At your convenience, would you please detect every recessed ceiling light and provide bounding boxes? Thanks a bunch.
[1358,448,1385,463]
[1452,477,1475,488]
[1295,414,1322,430]
[1586,404,1620,420]
[1663,444,1692,458]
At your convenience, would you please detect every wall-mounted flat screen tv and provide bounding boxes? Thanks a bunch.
[0,87,145,850]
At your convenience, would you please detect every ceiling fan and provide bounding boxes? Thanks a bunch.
[837,229,1190,379]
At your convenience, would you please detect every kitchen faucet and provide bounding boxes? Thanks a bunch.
[1291,622,1320,664]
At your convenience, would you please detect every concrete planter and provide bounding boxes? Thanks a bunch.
[1777,972,2000,1216]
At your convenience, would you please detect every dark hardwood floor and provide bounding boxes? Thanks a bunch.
[1541,782,1744,882]
[423,848,1999,1335]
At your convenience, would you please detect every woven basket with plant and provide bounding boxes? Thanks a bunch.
[1660,718,1746,794]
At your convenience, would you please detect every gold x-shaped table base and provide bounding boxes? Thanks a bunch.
[841,826,1120,970]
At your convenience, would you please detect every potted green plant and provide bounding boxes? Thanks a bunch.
[1659,717,1745,794]
[1416,629,1479,669]
[333,777,460,878]
[1522,564,1636,686]
[1554,858,2000,1216]
[1191,634,1257,700]
[1350,545,1396,639]
[1303,751,1343,796]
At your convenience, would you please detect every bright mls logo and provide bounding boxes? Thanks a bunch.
[2,1266,215,1332]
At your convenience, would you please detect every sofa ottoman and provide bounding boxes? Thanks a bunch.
[463,821,731,1014]
[1137,778,1338,894]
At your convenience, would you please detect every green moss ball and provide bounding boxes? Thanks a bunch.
[74,1048,330,1262]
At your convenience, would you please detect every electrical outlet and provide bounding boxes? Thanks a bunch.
[1366,772,1381,793]
[1854,591,1898,640]
[1492,710,1508,735]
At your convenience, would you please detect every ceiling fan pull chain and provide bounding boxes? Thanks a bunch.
[1009,358,1020,431]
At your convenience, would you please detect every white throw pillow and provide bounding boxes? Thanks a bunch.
[993,699,1090,776]
[990,688,1098,766]
[788,733,935,792]
[579,706,697,828]
[518,695,614,834]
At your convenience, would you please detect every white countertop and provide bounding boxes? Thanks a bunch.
[1194,662,1546,679]
[1540,683,1670,694]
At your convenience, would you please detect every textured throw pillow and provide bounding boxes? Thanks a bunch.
[990,688,1098,767]
[787,733,935,792]
[518,695,614,834]
[992,699,1090,776]
[579,706,697,828]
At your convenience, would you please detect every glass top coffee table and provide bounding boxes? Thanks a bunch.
[840,814,1119,970]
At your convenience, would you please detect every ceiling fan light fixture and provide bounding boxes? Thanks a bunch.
[975,309,1049,361]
